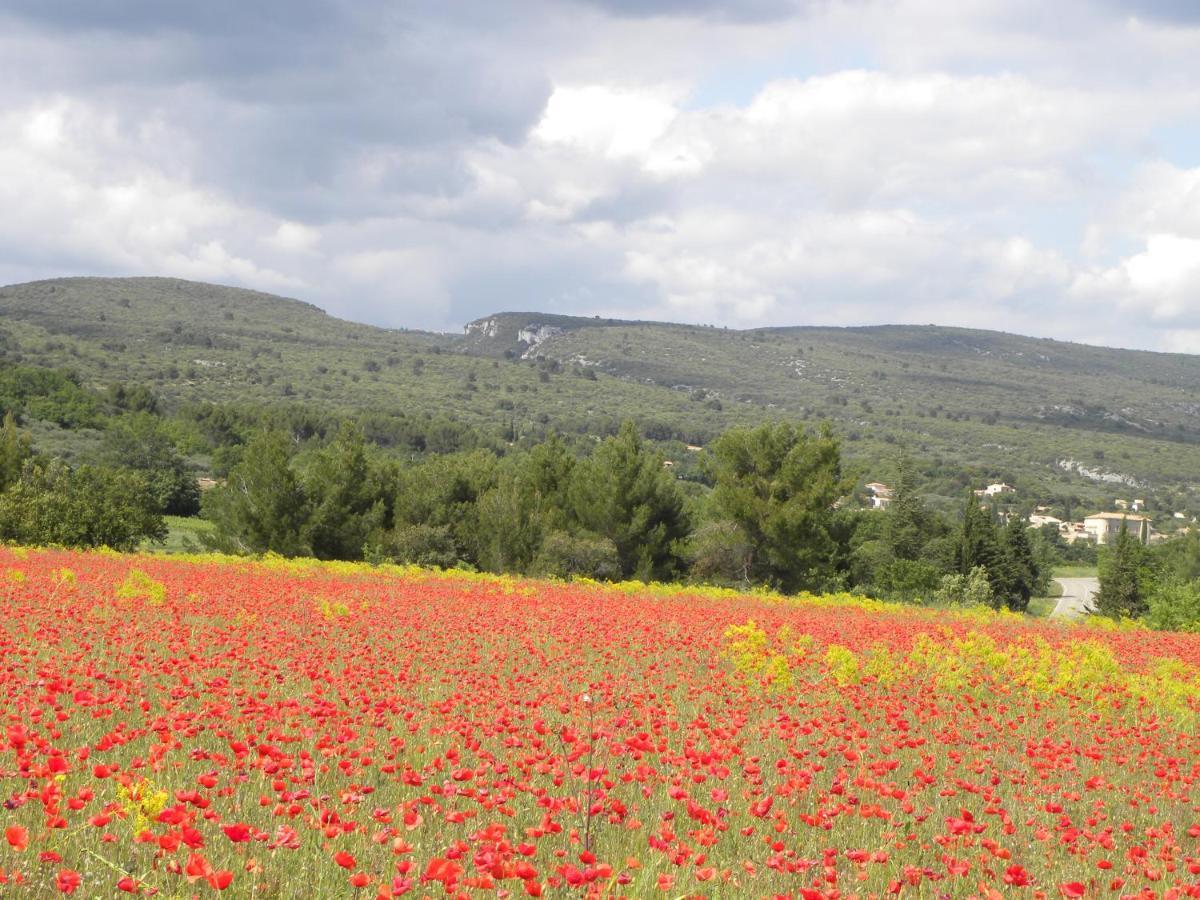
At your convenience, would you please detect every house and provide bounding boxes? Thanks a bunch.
[1061,521,1091,544]
[865,482,894,510]
[974,483,1015,498]
[1083,512,1151,546]
[1028,514,1062,528]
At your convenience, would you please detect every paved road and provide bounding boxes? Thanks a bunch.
[1052,577,1099,619]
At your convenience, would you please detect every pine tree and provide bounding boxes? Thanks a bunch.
[569,421,689,582]
[706,422,849,592]
[1093,522,1148,619]
[203,430,310,556]
[994,516,1039,612]
[303,423,385,560]
[885,453,931,561]
[958,492,999,571]
[957,492,1001,605]
[101,412,199,515]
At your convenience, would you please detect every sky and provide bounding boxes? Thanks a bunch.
[2,1,1200,351]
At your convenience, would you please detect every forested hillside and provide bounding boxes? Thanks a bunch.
[2,276,1199,514]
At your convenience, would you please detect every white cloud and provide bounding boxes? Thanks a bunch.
[0,99,306,291]
[534,85,681,160]
[1073,234,1200,324]
[2,0,1200,348]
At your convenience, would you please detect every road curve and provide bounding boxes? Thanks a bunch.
[1051,577,1099,619]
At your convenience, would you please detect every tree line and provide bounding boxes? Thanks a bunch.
[199,420,1051,609]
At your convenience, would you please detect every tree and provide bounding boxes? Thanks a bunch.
[474,436,576,573]
[706,422,849,592]
[992,516,1040,612]
[569,421,689,582]
[101,413,199,515]
[1145,579,1200,632]
[0,460,166,550]
[531,530,620,581]
[1092,521,1150,619]
[202,430,310,556]
[1153,529,1200,583]
[0,411,33,492]
[885,453,934,561]
[933,565,994,607]
[301,423,385,560]
[390,450,499,567]
[957,493,1001,575]
[686,520,755,587]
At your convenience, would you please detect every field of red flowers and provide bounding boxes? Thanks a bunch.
[2,547,1200,898]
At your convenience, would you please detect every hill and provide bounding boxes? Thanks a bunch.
[1,277,1198,513]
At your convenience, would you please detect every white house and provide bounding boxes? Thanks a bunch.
[1083,512,1151,546]
[865,482,894,510]
[974,483,1015,498]
[1028,514,1063,528]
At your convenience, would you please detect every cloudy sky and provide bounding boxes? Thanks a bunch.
[2,1,1200,350]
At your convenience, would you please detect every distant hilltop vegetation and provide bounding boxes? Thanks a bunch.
[1,276,1199,512]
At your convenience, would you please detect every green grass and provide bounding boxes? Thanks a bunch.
[1026,596,1058,618]
[1053,564,1099,578]
[143,515,215,554]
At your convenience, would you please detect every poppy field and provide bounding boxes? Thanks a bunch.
[3,548,1200,898]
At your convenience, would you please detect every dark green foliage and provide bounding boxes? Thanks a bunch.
[101,413,199,515]
[0,363,102,428]
[1153,529,1200,583]
[686,520,755,587]
[706,423,849,592]
[886,456,938,561]
[202,430,310,556]
[957,493,1002,581]
[0,412,33,492]
[0,460,165,550]
[953,495,1047,611]
[390,450,499,565]
[568,421,689,581]
[367,524,460,569]
[530,530,620,580]
[471,436,577,574]
[1093,523,1150,619]
[873,557,945,601]
[3,276,1198,516]
[106,382,160,415]
[301,423,385,560]
[992,516,1039,612]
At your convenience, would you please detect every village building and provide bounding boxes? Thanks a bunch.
[1027,514,1063,528]
[865,482,894,510]
[973,482,1015,498]
[1082,512,1151,546]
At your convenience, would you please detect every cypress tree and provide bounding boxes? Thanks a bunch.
[1093,522,1148,619]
